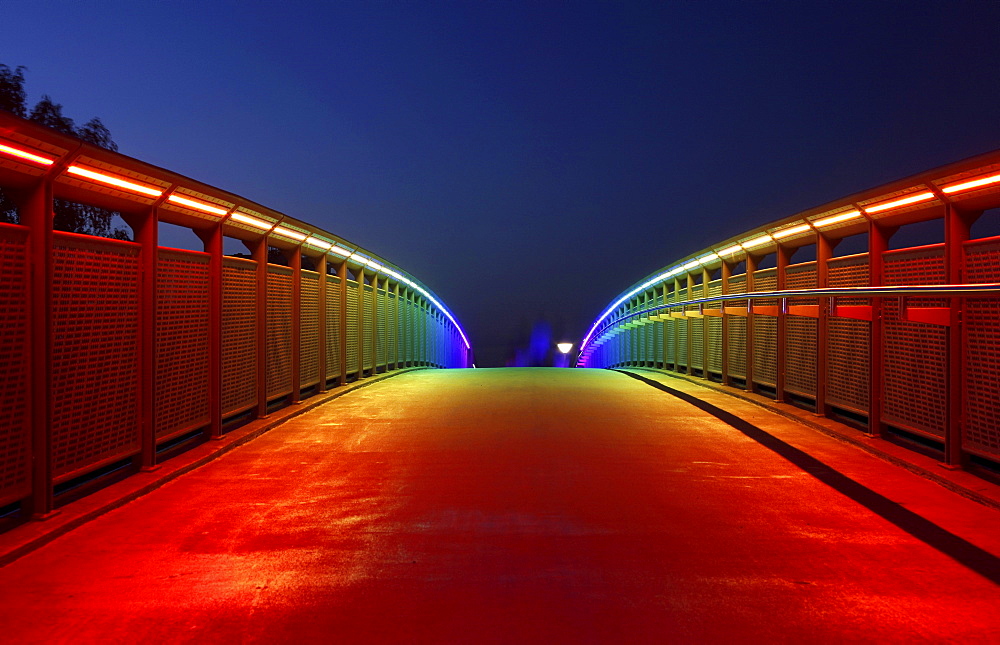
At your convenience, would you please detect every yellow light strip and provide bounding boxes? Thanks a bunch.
[941,171,1000,195]
[741,234,773,249]
[66,165,163,197]
[0,142,55,166]
[862,191,935,214]
[167,193,228,215]
[229,212,273,230]
[772,223,811,239]
[272,226,307,241]
[812,210,862,227]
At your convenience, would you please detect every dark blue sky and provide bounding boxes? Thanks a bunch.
[7,1,1000,365]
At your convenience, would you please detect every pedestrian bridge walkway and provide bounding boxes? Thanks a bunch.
[2,368,998,642]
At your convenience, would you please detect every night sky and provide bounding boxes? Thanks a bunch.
[6,1,1000,366]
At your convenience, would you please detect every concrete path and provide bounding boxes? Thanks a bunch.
[1,368,999,643]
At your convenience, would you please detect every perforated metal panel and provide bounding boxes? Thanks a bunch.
[363,286,374,370]
[882,245,946,437]
[0,225,30,505]
[751,269,778,386]
[387,292,397,366]
[155,249,209,440]
[826,254,870,414]
[654,319,664,366]
[963,238,1000,457]
[346,280,359,373]
[405,299,414,363]
[377,288,387,367]
[222,257,256,416]
[727,275,747,379]
[707,280,723,374]
[266,265,293,399]
[784,263,818,397]
[691,318,704,370]
[300,271,320,388]
[51,234,140,480]
[676,317,688,369]
[325,276,341,382]
[397,295,407,364]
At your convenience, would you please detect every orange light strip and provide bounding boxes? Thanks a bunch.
[941,171,1000,195]
[772,223,811,239]
[272,226,306,241]
[0,142,55,166]
[229,212,273,230]
[812,210,862,228]
[66,164,163,197]
[741,234,773,249]
[167,193,229,215]
[862,191,934,214]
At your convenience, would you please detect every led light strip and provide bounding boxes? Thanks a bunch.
[812,210,862,227]
[862,191,935,214]
[66,165,163,197]
[741,234,773,249]
[229,212,273,230]
[772,223,811,239]
[272,225,306,241]
[167,193,229,215]
[0,142,54,166]
[941,171,1000,195]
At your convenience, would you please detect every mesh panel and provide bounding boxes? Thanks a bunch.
[325,277,341,382]
[826,254,870,413]
[708,318,723,374]
[654,319,664,366]
[963,239,1000,457]
[727,274,747,378]
[300,272,320,387]
[155,249,210,439]
[222,257,256,416]
[784,262,818,397]
[405,300,413,362]
[397,296,406,363]
[691,319,704,370]
[664,318,675,364]
[346,281,359,373]
[266,266,293,398]
[51,234,140,479]
[0,225,30,505]
[677,318,688,369]
[377,289,387,366]
[752,316,778,386]
[387,292,397,366]
[363,286,374,370]
[882,245,946,436]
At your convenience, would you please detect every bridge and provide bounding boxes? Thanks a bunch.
[1,111,1000,640]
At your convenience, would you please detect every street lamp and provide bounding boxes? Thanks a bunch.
[555,342,573,367]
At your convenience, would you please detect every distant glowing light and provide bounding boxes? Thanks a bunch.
[229,212,273,230]
[0,142,54,166]
[167,193,228,215]
[557,342,573,354]
[772,223,811,239]
[941,171,1000,195]
[272,226,307,241]
[812,210,862,228]
[741,234,773,249]
[863,191,935,214]
[66,165,163,197]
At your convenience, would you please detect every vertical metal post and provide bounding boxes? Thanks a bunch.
[817,234,834,416]
[868,222,892,437]
[775,244,790,403]
[745,253,758,392]
[136,207,158,471]
[290,246,302,403]
[22,178,55,518]
[199,223,223,439]
[316,254,328,393]
[249,237,268,418]
[944,204,970,467]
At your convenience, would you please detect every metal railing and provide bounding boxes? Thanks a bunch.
[578,148,1000,476]
[0,112,472,520]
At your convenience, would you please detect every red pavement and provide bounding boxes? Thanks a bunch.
[1,367,1000,643]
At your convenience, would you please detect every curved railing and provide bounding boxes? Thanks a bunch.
[0,112,471,519]
[578,147,1000,475]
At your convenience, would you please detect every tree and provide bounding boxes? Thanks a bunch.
[0,65,129,239]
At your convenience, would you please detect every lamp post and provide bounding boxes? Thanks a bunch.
[556,342,573,368]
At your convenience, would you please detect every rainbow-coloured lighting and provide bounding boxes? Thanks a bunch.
[813,210,862,228]
[941,171,1000,195]
[863,191,935,214]
[0,142,55,166]
[167,193,228,215]
[66,165,163,197]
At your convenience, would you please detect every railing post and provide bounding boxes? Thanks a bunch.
[290,246,302,403]
[775,244,790,403]
[944,203,971,467]
[868,221,893,437]
[745,253,758,393]
[197,224,223,439]
[817,234,834,415]
[134,206,158,471]
[316,254,328,393]
[248,237,268,418]
[21,177,56,519]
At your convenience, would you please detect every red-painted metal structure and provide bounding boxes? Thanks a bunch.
[578,149,1000,475]
[0,112,471,520]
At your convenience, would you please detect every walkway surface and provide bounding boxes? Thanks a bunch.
[2,368,1000,643]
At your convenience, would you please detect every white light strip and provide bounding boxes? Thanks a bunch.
[772,223,811,239]
[741,234,773,249]
[0,142,54,166]
[167,193,228,215]
[272,226,306,241]
[66,165,163,197]
[941,171,1000,194]
[863,191,935,214]
[229,212,273,230]
[305,236,332,250]
[812,210,862,228]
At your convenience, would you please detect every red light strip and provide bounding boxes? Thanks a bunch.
[0,142,55,166]
[66,165,164,197]
[862,191,935,214]
[167,193,229,215]
[941,171,1000,195]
